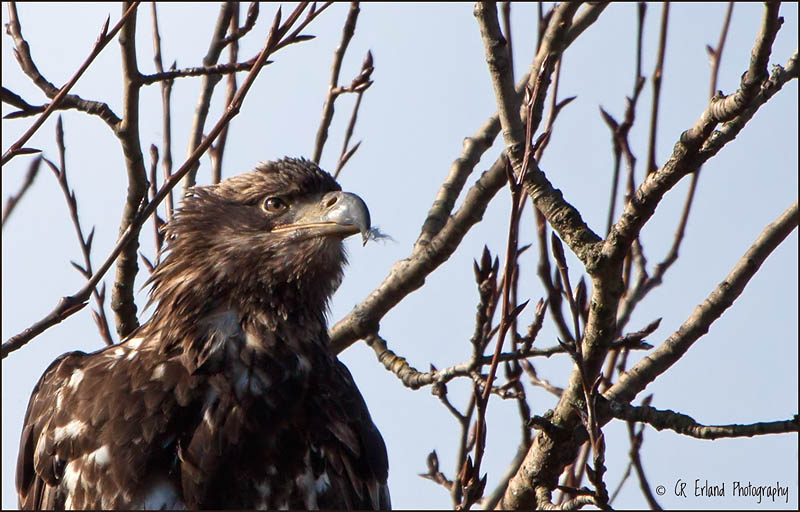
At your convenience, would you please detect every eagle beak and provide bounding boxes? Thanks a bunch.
[319,191,372,245]
[273,191,371,245]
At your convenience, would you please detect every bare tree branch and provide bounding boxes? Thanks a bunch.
[333,50,373,179]
[111,1,148,339]
[2,2,138,165]
[180,2,235,192]
[44,117,114,346]
[1,155,41,228]
[313,1,361,165]
[604,4,789,266]
[150,2,175,221]
[498,4,793,509]
[210,5,242,185]
[365,332,579,390]
[1,86,45,119]
[644,2,669,175]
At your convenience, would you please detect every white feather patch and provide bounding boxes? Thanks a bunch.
[66,369,84,390]
[87,445,111,467]
[151,363,165,380]
[126,337,144,350]
[62,460,83,493]
[54,419,88,443]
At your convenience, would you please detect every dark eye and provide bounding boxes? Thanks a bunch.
[262,196,288,213]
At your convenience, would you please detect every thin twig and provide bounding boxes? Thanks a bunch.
[43,117,113,346]
[1,86,45,119]
[138,60,263,85]
[210,5,242,184]
[644,2,669,175]
[708,2,735,99]
[451,395,477,506]
[150,2,174,221]
[644,2,735,299]
[625,400,663,510]
[181,2,236,191]
[222,1,260,46]
[1,155,41,228]
[313,1,361,165]
[147,145,166,267]
[333,50,374,179]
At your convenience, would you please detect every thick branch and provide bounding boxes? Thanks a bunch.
[111,1,147,338]
[475,2,602,268]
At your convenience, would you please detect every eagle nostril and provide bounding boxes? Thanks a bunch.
[326,195,338,208]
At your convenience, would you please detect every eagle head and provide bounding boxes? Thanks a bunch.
[143,157,370,351]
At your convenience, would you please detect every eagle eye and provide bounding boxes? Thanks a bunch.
[262,196,289,213]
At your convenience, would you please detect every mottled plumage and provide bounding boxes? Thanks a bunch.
[16,158,390,510]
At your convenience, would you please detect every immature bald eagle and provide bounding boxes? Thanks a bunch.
[16,158,390,510]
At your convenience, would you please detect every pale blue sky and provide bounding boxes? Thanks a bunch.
[2,3,798,509]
